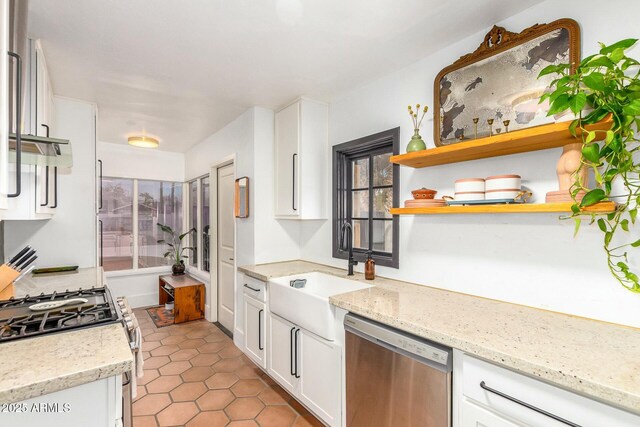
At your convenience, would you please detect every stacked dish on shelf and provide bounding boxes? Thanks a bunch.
[454,178,485,201]
[451,175,528,204]
[404,188,447,207]
[485,175,522,200]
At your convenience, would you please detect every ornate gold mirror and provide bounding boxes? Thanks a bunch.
[235,177,249,218]
[434,19,580,146]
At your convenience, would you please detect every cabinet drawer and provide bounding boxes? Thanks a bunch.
[242,275,267,302]
[462,354,640,427]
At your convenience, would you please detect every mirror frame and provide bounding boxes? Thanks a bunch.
[433,18,581,146]
[234,176,249,218]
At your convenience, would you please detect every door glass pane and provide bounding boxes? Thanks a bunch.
[351,158,369,189]
[373,152,393,186]
[351,190,369,218]
[373,220,393,253]
[138,181,183,269]
[99,178,134,271]
[189,181,198,268]
[352,219,369,250]
[201,176,210,272]
[373,188,393,219]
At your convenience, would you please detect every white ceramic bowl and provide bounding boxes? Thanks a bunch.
[485,188,521,200]
[454,178,485,193]
[485,175,521,191]
[454,191,485,201]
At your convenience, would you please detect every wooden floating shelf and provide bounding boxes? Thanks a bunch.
[390,202,617,215]
[390,119,613,168]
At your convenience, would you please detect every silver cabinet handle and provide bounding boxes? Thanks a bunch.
[479,381,581,427]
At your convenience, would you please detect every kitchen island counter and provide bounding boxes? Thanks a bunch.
[240,260,640,414]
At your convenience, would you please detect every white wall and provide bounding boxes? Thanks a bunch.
[300,0,640,328]
[97,142,185,182]
[97,142,186,307]
[4,97,97,268]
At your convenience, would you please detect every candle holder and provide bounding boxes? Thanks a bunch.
[487,118,494,136]
[472,118,479,139]
[503,119,510,133]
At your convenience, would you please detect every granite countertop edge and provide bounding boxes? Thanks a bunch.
[0,357,133,404]
[239,260,640,415]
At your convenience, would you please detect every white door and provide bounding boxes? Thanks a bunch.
[274,101,299,216]
[298,328,341,426]
[267,313,298,394]
[244,296,266,368]
[216,163,235,332]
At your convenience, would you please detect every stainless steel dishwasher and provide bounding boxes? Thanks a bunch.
[345,314,452,427]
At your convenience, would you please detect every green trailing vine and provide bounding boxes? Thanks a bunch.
[539,38,640,292]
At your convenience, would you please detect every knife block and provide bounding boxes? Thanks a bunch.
[0,265,20,299]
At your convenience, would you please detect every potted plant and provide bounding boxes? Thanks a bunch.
[539,38,640,292]
[157,223,196,275]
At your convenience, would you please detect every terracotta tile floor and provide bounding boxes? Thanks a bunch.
[133,309,324,427]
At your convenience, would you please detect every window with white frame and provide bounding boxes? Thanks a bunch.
[187,175,211,273]
[99,178,183,272]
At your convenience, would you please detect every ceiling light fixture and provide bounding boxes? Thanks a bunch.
[128,136,159,148]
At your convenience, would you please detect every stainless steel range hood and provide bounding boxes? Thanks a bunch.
[8,133,73,167]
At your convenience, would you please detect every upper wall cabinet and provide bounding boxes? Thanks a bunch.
[25,39,55,138]
[274,98,328,219]
[3,39,58,220]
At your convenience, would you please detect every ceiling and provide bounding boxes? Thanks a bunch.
[28,0,542,152]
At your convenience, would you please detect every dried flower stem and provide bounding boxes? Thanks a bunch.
[408,104,429,130]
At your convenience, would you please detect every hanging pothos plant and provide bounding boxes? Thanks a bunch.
[539,38,640,292]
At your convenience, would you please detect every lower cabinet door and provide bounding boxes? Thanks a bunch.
[267,313,298,394]
[461,399,520,427]
[298,328,341,427]
[244,296,266,369]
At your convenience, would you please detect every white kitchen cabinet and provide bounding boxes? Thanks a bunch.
[24,39,55,138]
[454,350,640,427]
[267,312,341,427]
[267,312,298,394]
[461,399,519,427]
[0,0,10,214]
[274,97,328,219]
[244,295,266,369]
[3,39,58,220]
[298,327,341,426]
[0,375,122,427]
[4,164,53,220]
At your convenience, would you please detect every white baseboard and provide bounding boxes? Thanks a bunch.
[126,293,158,309]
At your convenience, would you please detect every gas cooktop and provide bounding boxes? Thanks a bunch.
[0,287,121,342]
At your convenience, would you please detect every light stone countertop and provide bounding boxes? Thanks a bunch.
[0,267,133,403]
[14,267,104,298]
[239,260,640,414]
